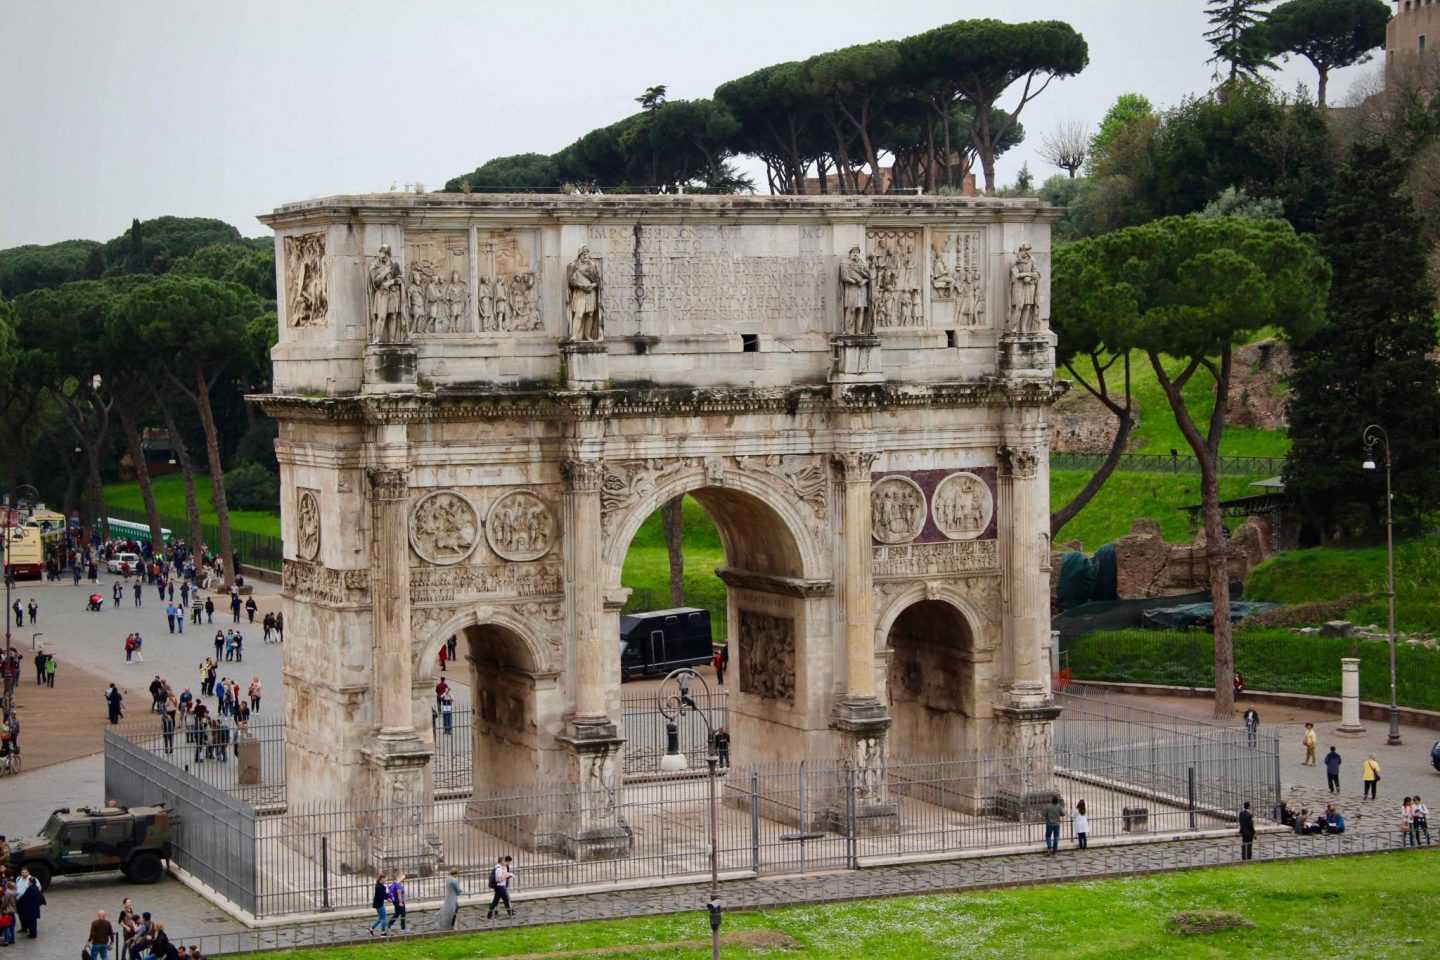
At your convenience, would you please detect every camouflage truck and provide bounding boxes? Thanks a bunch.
[5,805,176,887]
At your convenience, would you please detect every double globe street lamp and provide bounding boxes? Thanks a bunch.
[657,667,723,960]
[1361,424,1402,747]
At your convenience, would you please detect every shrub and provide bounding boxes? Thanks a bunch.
[223,463,279,512]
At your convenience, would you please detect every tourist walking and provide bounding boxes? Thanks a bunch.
[1041,795,1063,854]
[1324,746,1342,793]
[1073,799,1089,850]
[1238,801,1256,861]
[1362,754,1381,800]
[437,868,462,930]
[387,874,408,931]
[230,593,242,624]
[26,598,37,625]
[1301,722,1316,765]
[88,909,115,960]
[1242,707,1259,748]
[204,597,214,624]
[712,646,726,686]
[248,677,261,713]
[486,856,515,918]
[1,880,18,946]
[113,581,122,608]
[713,726,730,767]
[368,874,390,935]
[161,711,175,754]
[245,597,257,623]
[1413,794,1431,845]
[15,868,40,938]
[166,602,178,634]
[44,653,55,688]
[106,684,124,724]
[1401,797,1416,846]
[133,581,143,607]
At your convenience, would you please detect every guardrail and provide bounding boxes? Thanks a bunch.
[1050,452,1283,477]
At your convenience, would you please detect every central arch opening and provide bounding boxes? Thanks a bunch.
[886,600,975,758]
[612,481,817,770]
[457,622,542,795]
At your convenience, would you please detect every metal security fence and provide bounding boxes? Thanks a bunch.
[1049,451,1282,476]
[104,727,260,913]
[111,715,288,808]
[621,688,729,775]
[106,505,283,572]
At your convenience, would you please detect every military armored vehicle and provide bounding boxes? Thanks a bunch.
[5,805,176,887]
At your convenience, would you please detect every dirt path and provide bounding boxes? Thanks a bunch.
[7,648,130,771]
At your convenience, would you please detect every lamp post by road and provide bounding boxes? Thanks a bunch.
[1361,425,1402,747]
[658,667,722,960]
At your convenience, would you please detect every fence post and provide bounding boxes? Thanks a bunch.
[1187,767,1197,830]
[749,768,760,874]
[321,835,330,910]
[1272,734,1282,820]
[845,762,858,870]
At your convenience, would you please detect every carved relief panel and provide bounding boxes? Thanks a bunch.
[296,489,321,561]
[929,230,984,328]
[870,476,926,545]
[477,229,540,333]
[867,228,924,329]
[409,491,481,565]
[404,231,470,335]
[737,610,795,704]
[485,491,555,561]
[283,233,328,328]
[931,472,994,541]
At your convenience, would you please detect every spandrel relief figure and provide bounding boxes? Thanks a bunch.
[406,269,428,334]
[493,276,510,330]
[426,273,447,334]
[508,273,535,329]
[566,246,603,342]
[478,277,495,331]
[446,270,469,332]
[367,244,407,345]
[1009,242,1042,335]
[839,245,874,335]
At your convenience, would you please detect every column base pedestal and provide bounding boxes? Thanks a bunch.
[829,335,883,384]
[364,344,418,392]
[827,699,899,836]
[360,733,439,876]
[556,720,634,861]
[991,701,1063,823]
[998,332,1055,377]
[561,341,609,388]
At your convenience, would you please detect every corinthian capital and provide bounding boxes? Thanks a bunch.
[997,444,1041,479]
[367,466,411,501]
[830,450,879,483]
[560,458,605,493]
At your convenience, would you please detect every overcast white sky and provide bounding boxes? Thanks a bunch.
[0,0,1387,248]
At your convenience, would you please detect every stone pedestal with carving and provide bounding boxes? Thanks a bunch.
[990,702,1063,821]
[556,722,633,860]
[999,332,1055,378]
[830,335,883,383]
[827,699,900,835]
[562,341,609,388]
[361,736,439,875]
[364,344,418,391]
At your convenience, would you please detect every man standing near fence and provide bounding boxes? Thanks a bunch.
[1041,796,1064,855]
[1238,802,1256,861]
[1324,746,1342,793]
[486,855,515,918]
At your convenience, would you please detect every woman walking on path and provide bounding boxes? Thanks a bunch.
[248,678,261,713]
[437,868,462,930]
[1401,797,1415,846]
[1302,723,1316,765]
[368,874,390,936]
[387,874,408,931]
[1362,754,1382,800]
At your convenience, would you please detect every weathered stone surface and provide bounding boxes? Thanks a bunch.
[1321,620,1356,638]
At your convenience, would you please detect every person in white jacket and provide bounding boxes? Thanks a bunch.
[1074,799,1089,850]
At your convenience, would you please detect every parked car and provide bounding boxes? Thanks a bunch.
[5,805,177,887]
[107,552,141,575]
[620,607,713,680]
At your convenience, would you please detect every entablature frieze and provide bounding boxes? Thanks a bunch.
[715,565,833,599]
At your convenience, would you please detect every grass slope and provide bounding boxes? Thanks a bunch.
[1051,470,1267,551]
[1126,349,1291,459]
[244,851,1438,960]
[103,474,281,539]
[1246,534,1440,632]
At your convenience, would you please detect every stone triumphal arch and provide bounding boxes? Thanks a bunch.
[258,194,1063,862]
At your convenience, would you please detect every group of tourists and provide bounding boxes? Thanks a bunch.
[9,598,38,627]
[366,857,515,937]
[140,671,259,758]
[81,899,206,960]
[0,855,44,945]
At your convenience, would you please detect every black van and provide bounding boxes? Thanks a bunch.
[620,607,713,680]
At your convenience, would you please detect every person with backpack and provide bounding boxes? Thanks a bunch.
[486,856,514,919]
[386,873,408,931]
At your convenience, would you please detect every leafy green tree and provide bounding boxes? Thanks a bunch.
[1066,215,1329,716]
[1204,0,1276,81]
[1249,0,1390,106]
[1285,139,1440,537]
[443,153,563,193]
[222,462,279,512]
[102,216,244,275]
[804,41,904,191]
[1197,185,1286,219]
[1087,93,1154,171]
[902,19,1088,193]
[716,62,830,194]
[172,243,277,299]
[0,240,103,298]
[109,276,264,583]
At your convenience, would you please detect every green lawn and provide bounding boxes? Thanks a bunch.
[103,473,281,538]
[1067,627,1440,710]
[244,851,1438,959]
[1126,349,1291,459]
[1247,533,1440,633]
[1051,470,1268,552]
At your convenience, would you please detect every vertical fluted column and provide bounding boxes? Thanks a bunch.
[998,444,1049,707]
[562,458,608,724]
[833,451,879,701]
[368,466,415,736]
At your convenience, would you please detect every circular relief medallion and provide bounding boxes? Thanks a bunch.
[296,490,321,561]
[932,472,995,540]
[409,491,480,565]
[486,490,555,562]
[870,475,927,545]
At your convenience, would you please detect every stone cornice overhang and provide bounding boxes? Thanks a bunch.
[257,193,1064,231]
[250,377,1067,425]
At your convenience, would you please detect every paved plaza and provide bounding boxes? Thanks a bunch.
[4,586,1437,960]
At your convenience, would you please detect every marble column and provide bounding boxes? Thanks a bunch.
[361,466,435,874]
[827,450,898,835]
[1336,658,1366,735]
[556,458,631,860]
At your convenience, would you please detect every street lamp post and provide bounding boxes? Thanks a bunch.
[657,668,722,960]
[1362,425,1402,747]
